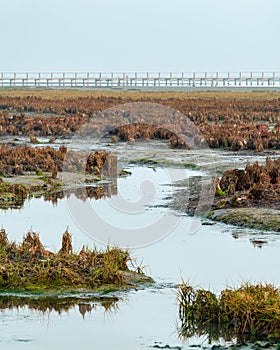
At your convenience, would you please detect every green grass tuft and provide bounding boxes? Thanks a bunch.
[178,281,280,343]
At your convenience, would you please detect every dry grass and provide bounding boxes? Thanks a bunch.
[1,89,280,100]
[178,281,280,342]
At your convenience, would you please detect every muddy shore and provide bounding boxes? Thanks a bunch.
[172,154,280,232]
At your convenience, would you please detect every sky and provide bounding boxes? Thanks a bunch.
[1,0,279,72]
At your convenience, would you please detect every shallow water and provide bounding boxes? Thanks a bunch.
[1,144,280,349]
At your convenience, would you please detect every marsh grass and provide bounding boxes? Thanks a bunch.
[0,228,144,293]
[178,281,280,343]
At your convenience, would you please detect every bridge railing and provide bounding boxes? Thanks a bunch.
[1,72,280,88]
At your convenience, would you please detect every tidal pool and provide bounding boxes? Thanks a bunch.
[0,146,280,349]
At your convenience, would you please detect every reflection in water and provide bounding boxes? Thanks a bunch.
[43,180,118,205]
[250,239,268,248]
[223,228,270,248]
[178,314,280,345]
[0,181,118,210]
[178,321,234,345]
[178,322,276,345]
[0,295,119,318]
[178,305,243,344]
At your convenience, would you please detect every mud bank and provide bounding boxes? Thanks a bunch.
[172,155,280,232]
[209,208,280,232]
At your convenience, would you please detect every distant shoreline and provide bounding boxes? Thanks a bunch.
[1,86,280,92]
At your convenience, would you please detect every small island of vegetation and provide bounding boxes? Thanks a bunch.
[0,228,152,294]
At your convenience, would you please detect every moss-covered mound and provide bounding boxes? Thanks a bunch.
[178,281,280,343]
[0,228,152,293]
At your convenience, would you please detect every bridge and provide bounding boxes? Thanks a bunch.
[1,72,280,89]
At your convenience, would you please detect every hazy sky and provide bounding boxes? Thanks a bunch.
[1,0,279,72]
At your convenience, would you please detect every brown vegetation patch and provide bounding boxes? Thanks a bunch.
[0,93,280,150]
[109,123,189,148]
[0,143,109,176]
[0,110,85,137]
[214,157,280,209]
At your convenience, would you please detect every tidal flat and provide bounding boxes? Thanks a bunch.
[0,90,279,349]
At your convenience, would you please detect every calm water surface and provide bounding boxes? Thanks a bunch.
[0,149,280,349]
